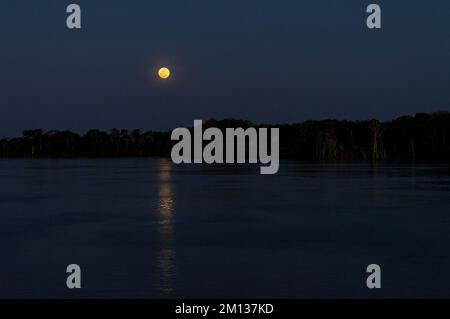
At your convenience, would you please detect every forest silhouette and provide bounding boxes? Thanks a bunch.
[1,111,449,162]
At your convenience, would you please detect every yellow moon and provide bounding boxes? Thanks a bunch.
[158,67,171,79]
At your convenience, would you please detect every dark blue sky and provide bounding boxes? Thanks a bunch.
[1,0,449,136]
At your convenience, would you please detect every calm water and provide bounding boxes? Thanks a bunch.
[0,159,450,298]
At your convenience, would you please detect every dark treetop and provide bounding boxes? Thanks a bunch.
[1,112,450,162]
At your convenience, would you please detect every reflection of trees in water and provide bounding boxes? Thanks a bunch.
[157,159,176,295]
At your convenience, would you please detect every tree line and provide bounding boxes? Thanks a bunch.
[1,112,449,162]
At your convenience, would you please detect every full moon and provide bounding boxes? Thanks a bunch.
[158,67,171,79]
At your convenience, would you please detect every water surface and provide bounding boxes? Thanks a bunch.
[0,159,449,298]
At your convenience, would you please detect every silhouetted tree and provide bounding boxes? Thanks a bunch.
[0,112,449,162]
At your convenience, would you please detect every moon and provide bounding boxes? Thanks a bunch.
[158,67,171,79]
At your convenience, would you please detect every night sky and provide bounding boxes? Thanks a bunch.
[1,0,449,136]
